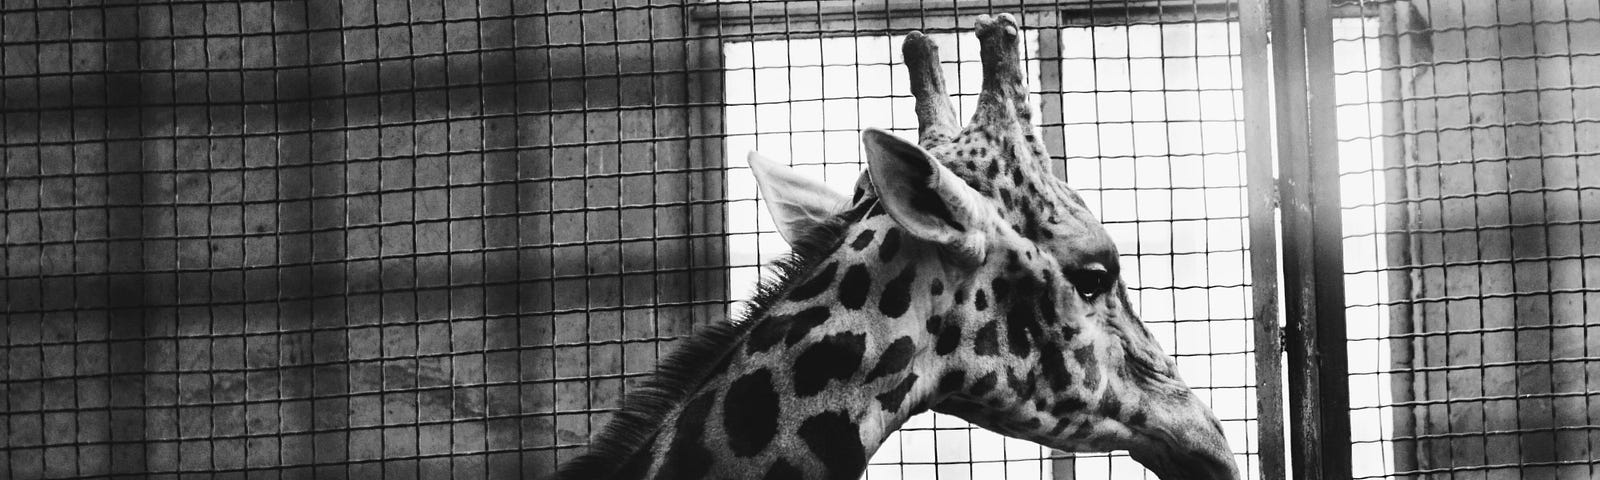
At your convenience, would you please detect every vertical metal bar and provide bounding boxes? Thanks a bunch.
[1270,0,1352,479]
[1301,3,1353,478]
[1036,14,1066,179]
[688,10,726,330]
[1237,0,1284,478]
[1033,15,1078,480]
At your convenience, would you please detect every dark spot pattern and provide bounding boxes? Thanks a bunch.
[1020,206,1043,239]
[1036,279,1062,326]
[788,262,839,301]
[1005,366,1037,398]
[969,372,998,396]
[1005,302,1038,357]
[851,230,876,250]
[764,459,804,480]
[1074,346,1101,388]
[1049,419,1073,436]
[975,289,989,311]
[1068,422,1095,440]
[1128,411,1148,427]
[784,306,833,346]
[925,314,942,334]
[1073,345,1096,364]
[1059,324,1078,343]
[930,278,944,296]
[875,373,919,413]
[972,321,1000,356]
[992,278,1011,302]
[938,370,966,394]
[1038,343,1073,389]
[798,411,867,480]
[746,315,789,354]
[1050,397,1089,416]
[878,228,902,262]
[838,265,872,310]
[986,160,1000,178]
[954,287,968,304]
[656,392,716,479]
[865,336,917,382]
[935,323,961,355]
[793,332,867,397]
[724,369,780,457]
[1098,395,1123,419]
[878,265,916,318]
[939,397,981,417]
[1007,277,1046,354]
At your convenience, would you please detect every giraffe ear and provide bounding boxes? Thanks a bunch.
[748,151,850,242]
[861,128,989,264]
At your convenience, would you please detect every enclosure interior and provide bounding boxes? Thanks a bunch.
[1,1,1598,480]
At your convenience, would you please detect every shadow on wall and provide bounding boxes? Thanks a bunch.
[1390,1,1600,478]
[2,1,715,478]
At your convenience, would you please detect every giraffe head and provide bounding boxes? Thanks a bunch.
[752,14,1239,480]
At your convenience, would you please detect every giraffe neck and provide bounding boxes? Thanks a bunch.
[632,215,955,480]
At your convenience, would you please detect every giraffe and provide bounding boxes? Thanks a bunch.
[550,14,1239,480]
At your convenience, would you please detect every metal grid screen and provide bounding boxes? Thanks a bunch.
[0,1,727,477]
[1332,0,1600,478]
[0,1,1259,479]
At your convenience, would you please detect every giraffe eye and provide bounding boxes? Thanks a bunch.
[1065,265,1112,300]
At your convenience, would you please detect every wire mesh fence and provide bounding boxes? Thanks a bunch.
[1334,1,1600,478]
[1,0,1596,479]
[2,1,632,477]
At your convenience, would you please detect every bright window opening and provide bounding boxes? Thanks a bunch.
[721,16,1385,480]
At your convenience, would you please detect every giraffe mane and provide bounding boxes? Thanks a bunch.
[551,199,874,480]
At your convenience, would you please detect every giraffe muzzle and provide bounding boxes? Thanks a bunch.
[1127,392,1240,480]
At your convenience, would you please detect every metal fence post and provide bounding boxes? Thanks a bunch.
[1268,0,1353,479]
[1239,0,1286,478]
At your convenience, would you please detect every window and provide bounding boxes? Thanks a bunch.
[715,12,1386,480]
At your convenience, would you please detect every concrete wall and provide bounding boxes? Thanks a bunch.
[530,0,726,476]
[1392,1,1600,478]
[0,1,723,478]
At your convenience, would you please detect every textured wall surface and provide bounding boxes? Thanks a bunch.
[1392,1,1600,478]
[0,1,722,478]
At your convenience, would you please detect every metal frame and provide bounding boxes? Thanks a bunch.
[1237,0,1287,478]
[1260,0,1353,479]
